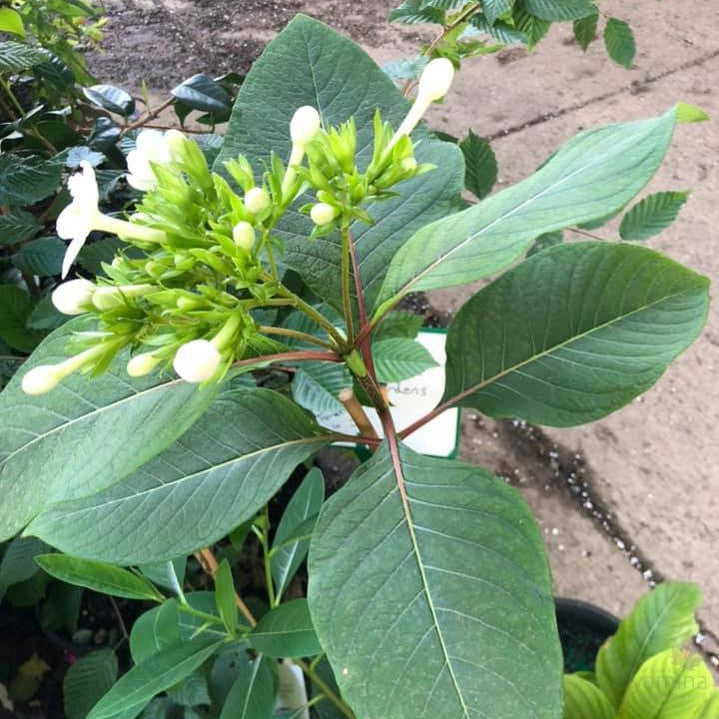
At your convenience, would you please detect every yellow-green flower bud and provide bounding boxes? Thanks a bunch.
[127,352,162,377]
[290,106,321,148]
[232,221,256,249]
[244,187,271,215]
[51,279,95,315]
[173,339,222,383]
[310,202,337,226]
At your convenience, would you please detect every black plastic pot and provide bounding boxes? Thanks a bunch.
[555,597,620,673]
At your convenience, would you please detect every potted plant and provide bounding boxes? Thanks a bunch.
[0,9,712,719]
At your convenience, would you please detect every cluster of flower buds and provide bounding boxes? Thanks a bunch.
[22,58,455,395]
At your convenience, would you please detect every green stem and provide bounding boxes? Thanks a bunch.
[340,225,355,341]
[258,325,333,350]
[0,76,25,116]
[295,659,356,719]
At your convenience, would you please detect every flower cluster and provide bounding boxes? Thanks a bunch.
[22,58,454,395]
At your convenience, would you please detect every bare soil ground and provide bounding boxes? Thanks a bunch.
[86,0,719,665]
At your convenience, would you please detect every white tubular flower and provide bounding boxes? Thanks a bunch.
[127,352,162,378]
[172,340,222,383]
[310,202,337,226]
[232,221,256,249]
[92,284,155,311]
[51,279,96,315]
[57,161,101,278]
[21,365,63,395]
[283,106,321,193]
[244,187,271,215]
[126,129,175,191]
[388,58,455,150]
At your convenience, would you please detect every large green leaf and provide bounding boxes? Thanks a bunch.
[0,153,63,207]
[249,599,322,658]
[271,468,325,601]
[617,649,714,719]
[308,443,562,719]
[0,319,218,540]
[596,582,702,707]
[563,674,614,719]
[28,388,333,564]
[87,639,222,719]
[375,108,681,314]
[443,242,709,427]
[699,693,719,719]
[522,0,596,21]
[214,14,464,312]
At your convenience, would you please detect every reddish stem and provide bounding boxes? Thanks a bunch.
[347,231,376,376]
[233,350,342,371]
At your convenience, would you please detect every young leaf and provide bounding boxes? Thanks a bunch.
[374,311,424,341]
[376,107,681,313]
[698,693,719,719]
[573,13,599,51]
[219,655,275,719]
[617,649,714,718]
[35,555,163,601]
[63,649,118,719]
[214,15,464,314]
[619,191,690,241]
[460,131,498,200]
[527,229,563,256]
[563,674,614,719]
[129,600,182,664]
[0,8,25,37]
[596,582,702,707]
[29,389,332,564]
[522,0,597,21]
[87,639,223,719]
[443,242,709,427]
[271,468,325,601]
[292,361,353,415]
[309,444,563,719]
[675,103,709,124]
[0,318,218,541]
[215,560,238,634]
[604,18,635,68]
[373,337,438,383]
[250,599,322,658]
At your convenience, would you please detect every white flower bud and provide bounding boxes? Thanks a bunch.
[400,157,418,173]
[244,187,271,215]
[418,58,454,103]
[173,339,222,383]
[232,221,256,249]
[22,365,62,395]
[127,352,162,378]
[310,202,337,226]
[164,129,188,159]
[290,106,321,147]
[51,279,96,315]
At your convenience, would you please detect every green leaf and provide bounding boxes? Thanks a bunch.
[215,560,238,634]
[563,674,614,719]
[139,558,186,594]
[373,337,438,383]
[675,103,709,124]
[179,592,228,643]
[0,535,47,596]
[172,74,232,116]
[389,1,445,24]
[596,582,702,707]
[167,672,211,708]
[29,388,332,563]
[271,468,325,601]
[292,361,352,415]
[617,649,714,718]
[512,6,550,47]
[82,85,135,117]
[0,8,25,37]
[0,318,218,541]
[214,15,464,314]
[27,295,67,331]
[527,229,563,256]
[460,131,497,200]
[376,108,680,312]
[130,600,182,663]
[443,242,709,427]
[0,153,63,207]
[698,693,719,719]
[12,236,66,276]
[482,0,515,25]
[469,15,528,45]
[35,554,163,601]
[573,13,599,51]
[619,191,690,241]
[374,310,423,341]
[522,0,596,21]
[604,18,635,68]
[87,639,222,719]
[308,443,562,719]
[219,655,275,719]
[63,649,118,719]
[0,284,41,352]
[0,40,48,72]
[250,599,322,658]
[0,208,40,245]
